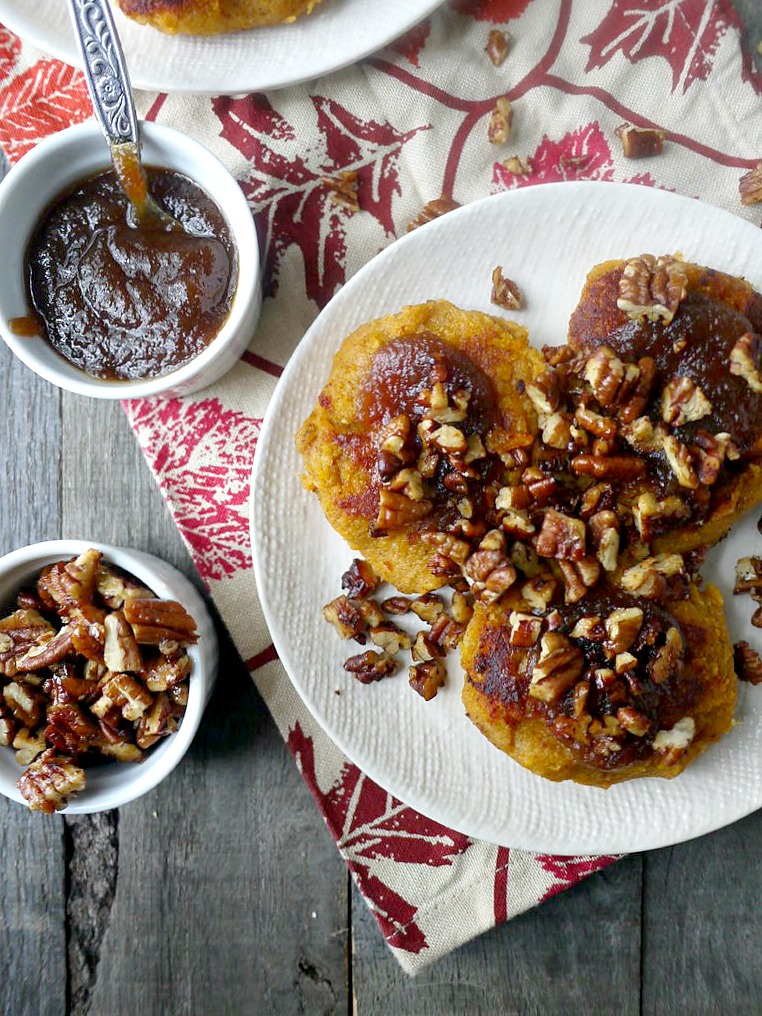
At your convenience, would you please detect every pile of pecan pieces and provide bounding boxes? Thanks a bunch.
[0,548,197,812]
[323,253,762,733]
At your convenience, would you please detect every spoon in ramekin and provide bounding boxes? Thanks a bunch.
[67,0,182,232]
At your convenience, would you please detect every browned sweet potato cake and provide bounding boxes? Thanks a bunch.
[116,0,322,33]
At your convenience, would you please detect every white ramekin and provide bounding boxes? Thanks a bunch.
[0,121,261,399]
[0,540,217,814]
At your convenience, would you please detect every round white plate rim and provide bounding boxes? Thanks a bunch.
[252,180,762,855]
[0,0,445,94]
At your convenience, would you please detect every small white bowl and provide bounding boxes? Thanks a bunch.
[0,540,217,814]
[0,121,261,399]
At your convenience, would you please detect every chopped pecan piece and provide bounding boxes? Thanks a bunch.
[570,615,604,640]
[98,719,143,761]
[488,96,513,144]
[485,28,511,65]
[559,558,601,603]
[409,659,447,701]
[381,596,412,615]
[570,454,646,480]
[529,632,584,702]
[522,576,558,611]
[406,195,461,233]
[13,727,47,766]
[632,492,690,542]
[369,622,412,655]
[490,266,523,310]
[729,332,762,394]
[410,593,445,623]
[508,611,542,647]
[373,489,433,534]
[92,674,153,723]
[616,707,651,737]
[132,692,176,750]
[734,556,762,595]
[650,627,685,684]
[0,697,15,747]
[122,598,198,647]
[463,535,517,603]
[693,431,739,486]
[429,613,467,651]
[502,155,531,175]
[0,609,56,677]
[588,510,620,573]
[535,509,586,561]
[103,611,142,673]
[734,641,762,684]
[604,607,643,655]
[321,170,359,212]
[652,716,695,765]
[620,553,685,599]
[322,597,365,642]
[341,559,379,600]
[3,681,46,728]
[617,254,687,324]
[660,375,711,426]
[377,414,415,479]
[739,163,762,206]
[95,564,153,610]
[661,434,698,489]
[141,653,192,693]
[18,749,86,813]
[411,630,445,663]
[450,591,473,624]
[343,650,400,684]
[615,123,666,159]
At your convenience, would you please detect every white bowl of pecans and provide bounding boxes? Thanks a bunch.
[0,541,217,814]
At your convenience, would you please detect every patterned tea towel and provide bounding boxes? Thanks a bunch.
[0,0,760,974]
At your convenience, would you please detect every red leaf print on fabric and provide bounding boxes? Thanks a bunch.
[451,0,533,22]
[389,23,431,66]
[536,853,619,902]
[213,93,428,308]
[0,27,21,82]
[0,60,90,163]
[288,722,471,953]
[492,121,614,191]
[124,397,260,582]
[581,0,740,94]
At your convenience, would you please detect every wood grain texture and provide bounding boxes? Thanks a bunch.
[352,855,642,1015]
[61,397,349,1015]
[0,344,67,1016]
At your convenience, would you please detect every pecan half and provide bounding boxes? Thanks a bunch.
[617,254,687,324]
[17,749,86,813]
[103,611,142,673]
[91,674,153,723]
[122,598,199,647]
[406,195,461,233]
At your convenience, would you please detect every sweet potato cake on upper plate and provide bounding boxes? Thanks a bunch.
[116,0,322,33]
[297,300,544,593]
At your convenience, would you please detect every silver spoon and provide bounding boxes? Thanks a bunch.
[67,0,182,232]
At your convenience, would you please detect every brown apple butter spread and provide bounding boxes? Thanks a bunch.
[25,168,237,381]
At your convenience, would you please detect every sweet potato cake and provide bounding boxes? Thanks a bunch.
[116,0,322,33]
[461,579,736,787]
[297,301,544,593]
[565,254,762,554]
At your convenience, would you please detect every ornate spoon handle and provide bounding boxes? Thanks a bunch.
[67,0,139,148]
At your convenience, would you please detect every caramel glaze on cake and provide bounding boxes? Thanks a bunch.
[116,0,322,34]
[297,301,544,593]
[567,256,762,554]
[462,581,736,786]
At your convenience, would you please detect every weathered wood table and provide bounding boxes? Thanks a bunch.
[2,4,762,1013]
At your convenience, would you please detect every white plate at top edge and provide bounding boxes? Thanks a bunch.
[251,181,762,855]
[0,0,444,94]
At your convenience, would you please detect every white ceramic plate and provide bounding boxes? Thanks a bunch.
[0,0,444,94]
[252,181,762,854]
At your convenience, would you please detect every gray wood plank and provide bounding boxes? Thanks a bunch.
[642,810,762,1016]
[60,396,349,1015]
[0,347,67,1016]
[352,854,642,1015]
